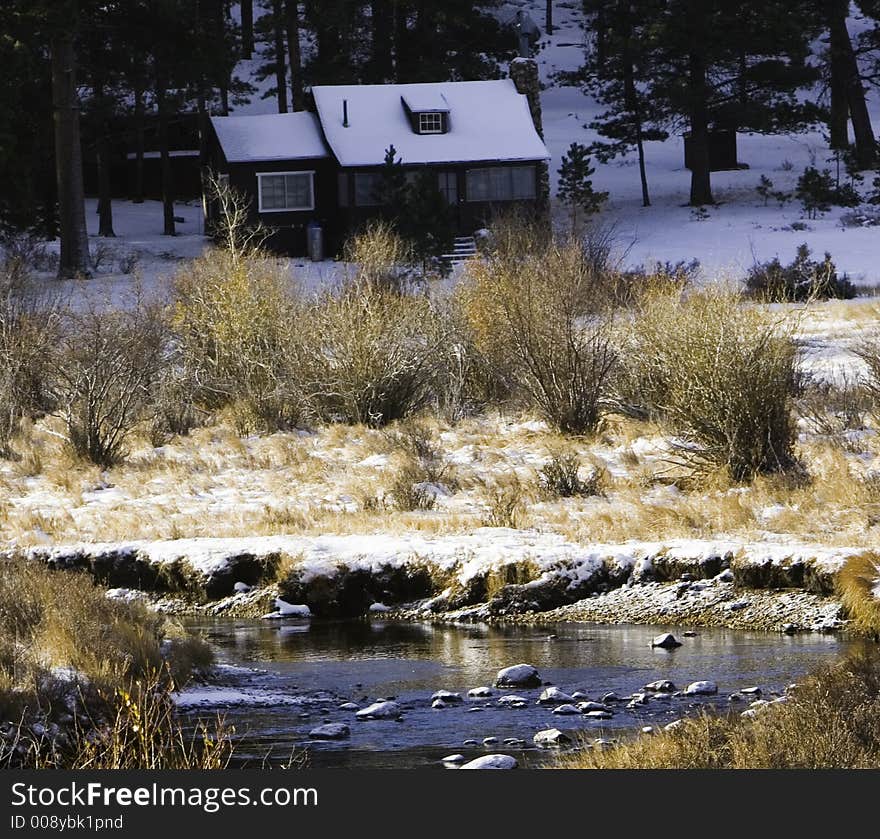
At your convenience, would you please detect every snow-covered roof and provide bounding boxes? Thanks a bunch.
[401,91,450,113]
[312,80,550,167]
[210,112,329,163]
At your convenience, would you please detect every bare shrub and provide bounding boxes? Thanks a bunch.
[0,277,63,455]
[172,248,303,431]
[797,375,869,438]
[538,451,605,498]
[344,221,416,291]
[51,302,167,466]
[303,281,445,427]
[481,476,528,529]
[458,228,617,435]
[617,287,798,481]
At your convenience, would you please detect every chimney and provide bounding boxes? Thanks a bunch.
[509,57,543,140]
[343,99,349,127]
[509,57,550,224]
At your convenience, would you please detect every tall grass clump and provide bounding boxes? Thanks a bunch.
[837,553,880,634]
[457,223,617,435]
[0,560,220,768]
[556,650,880,769]
[618,287,799,481]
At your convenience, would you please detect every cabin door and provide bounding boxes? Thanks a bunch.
[437,170,462,232]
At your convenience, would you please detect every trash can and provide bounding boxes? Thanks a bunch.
[306,221,323,262]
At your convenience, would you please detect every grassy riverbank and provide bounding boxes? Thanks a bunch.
[0,559,230,768]
[556,647,880,769]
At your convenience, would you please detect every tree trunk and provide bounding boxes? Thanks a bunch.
[618,3,650,207]
[241,0,254,57]
[686,5,713,206]
[546,0,553,35]
[285,0,305,110]
[827,1,876,167]
[156,83,175,236]
[272,0,289,112]
[132,84,146,202]
[51,32,91,278]
[96,112,115,236]
[369,0,393,82]
[826,0,850,150]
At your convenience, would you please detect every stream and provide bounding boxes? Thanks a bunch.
[177,618,852,769]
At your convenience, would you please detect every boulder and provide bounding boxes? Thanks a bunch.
[538,687,574,705]
[273,598,312,618]
[496,694,529,707]
[651,633,682,649]
[338,702,360,711]
[571,691,591,701]
[468,686,494,698]
[551,704,581,715]
[583,710,613,720]
[495,664,541,688]
[683,681,718,696]
[355,701,402,720]
[601,692,621,703]
[233,581,252,593]
[534,728,572,748]
[308,723,350,740]
[644,679,676,693]
[431,690,463,704]
[441,754,466,765]
[459,754,518,769]
[482,736,499,746]
[577,701,611,713]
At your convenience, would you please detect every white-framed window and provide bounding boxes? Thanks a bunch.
[418,112,443,134]
[257,171,315,212]
[465,165,536,202]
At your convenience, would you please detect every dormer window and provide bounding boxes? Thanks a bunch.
[401,92,450,135]
[418,112,443,134]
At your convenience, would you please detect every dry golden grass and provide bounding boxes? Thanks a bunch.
[837,553,880,634]
[555,649,880,769]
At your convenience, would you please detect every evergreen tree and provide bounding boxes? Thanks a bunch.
[557,143,608,230]
[400,170,455,275]
[580,0,667,207]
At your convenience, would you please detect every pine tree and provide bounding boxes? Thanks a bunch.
[557,143,608,230]
[400,170,455,275]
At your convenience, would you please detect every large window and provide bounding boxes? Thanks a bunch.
[418,112,444,134]
[465,166,536,202]
[354,172,383,206]
[257,171,315,212]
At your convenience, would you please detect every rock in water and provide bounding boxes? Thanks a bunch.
[431,690,463,704]
[441,754,466,765]
[651,633,682,649]
[534,728,572,748]
[273,598,312,618]
[496,695,529,708]
[577,701,611,713]
[233,581,252,593]
[482,736,499,747]
[308,723,350,740]
[551,704,581,715]
[537,686,574,705]
[468,686,494,698]
[683,681,718,696]
[495,664,541,688]
[644,679,676,693]
[355,701,402,720]
[460,754,518,769]
[338,702,360,711]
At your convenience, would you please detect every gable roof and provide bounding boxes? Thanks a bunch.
[210,111,329,163]
[312,79,550,168]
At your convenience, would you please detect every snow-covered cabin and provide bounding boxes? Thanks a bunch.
[205,76,550,255]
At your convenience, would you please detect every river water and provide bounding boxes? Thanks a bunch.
[178,617,851,769]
